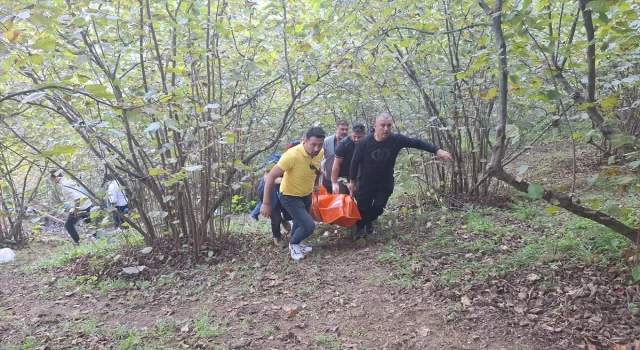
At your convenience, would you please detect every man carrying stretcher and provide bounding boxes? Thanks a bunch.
[349,113,453,239]
[330,123,366,195]
[261,127,326,261]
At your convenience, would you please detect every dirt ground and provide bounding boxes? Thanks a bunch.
[1,232,540,350]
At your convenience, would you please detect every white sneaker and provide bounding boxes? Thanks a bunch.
[289,244,305,261]
[299,243,312,253]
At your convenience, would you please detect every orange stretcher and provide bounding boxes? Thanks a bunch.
[310,184,361,227]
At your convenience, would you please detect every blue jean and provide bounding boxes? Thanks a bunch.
[250,202,261,218]
[279,194,314,245]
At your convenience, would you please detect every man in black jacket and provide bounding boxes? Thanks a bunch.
[330,123,366,194]
[349,113,453,239]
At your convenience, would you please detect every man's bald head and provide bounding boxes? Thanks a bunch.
[376,113,393,122]
[374,113,393,141]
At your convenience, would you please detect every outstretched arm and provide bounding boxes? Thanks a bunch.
[398,134,452,162]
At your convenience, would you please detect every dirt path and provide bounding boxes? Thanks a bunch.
[0,234,536,350]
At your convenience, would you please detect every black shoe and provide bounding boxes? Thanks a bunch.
[365,222,375,235]
[354,227,366,240]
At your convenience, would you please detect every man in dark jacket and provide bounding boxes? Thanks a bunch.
[349,113,453,239]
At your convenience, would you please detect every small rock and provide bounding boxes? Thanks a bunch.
[123,266,147,274]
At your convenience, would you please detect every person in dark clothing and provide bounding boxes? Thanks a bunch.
[256,156,292,247]
[49,170,94,245]
[349,113,453,239]
[330,123,366,194]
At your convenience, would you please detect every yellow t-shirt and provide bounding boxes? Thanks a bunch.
[278,144,324,197]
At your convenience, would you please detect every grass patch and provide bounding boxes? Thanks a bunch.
[193,316,227,339]
[26,232,144,271]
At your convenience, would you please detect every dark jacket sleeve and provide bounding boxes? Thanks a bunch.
[397,134,439,154]
[334,140,346,159]
[350,139,365,181]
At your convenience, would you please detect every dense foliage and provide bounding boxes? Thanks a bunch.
[1,0,639,258]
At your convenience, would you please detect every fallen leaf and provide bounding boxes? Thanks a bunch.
[620,248,635,257]
[417,327,430,337]
[180,324,189,333]
[283,304,301,318]
[526,273,540,281]
[461,295,472,307]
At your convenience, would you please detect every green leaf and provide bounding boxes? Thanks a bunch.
[32,37,56,50]
[632,266,640,282]
[613,176,637,185]
[85,84,109,97]
[527,183,544,200]
[628,160,640,169]
[29,54,44,65]
[233,160,251,171]
[545,206,561,214]
[72,17,87,26]
[148,168,168,176]
[399,39,411,48]
[41,145,77,157]
[577,102,596,110]
[146,122,161,133]
[611,133,636,149]
[30,14,53,26]
[485,88,498,100]
[545,89,563,100]
[601,95,617,110]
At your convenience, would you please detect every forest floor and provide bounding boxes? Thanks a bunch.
[1,138,639,350]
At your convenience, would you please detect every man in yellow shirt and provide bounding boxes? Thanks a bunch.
[261,127,325,260]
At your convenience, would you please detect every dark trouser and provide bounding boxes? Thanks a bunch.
[322,178,349,194]
[112,204,129,229]
[65,207,93,243]
[355,183,394,229]
[270,203,292,238]
[279,194,314,245]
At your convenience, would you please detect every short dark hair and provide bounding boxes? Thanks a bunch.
[105,174,117,181]
[305,126,326,140]
[49,169,62,178]
[336,120,349,127]
[352,123,365,133]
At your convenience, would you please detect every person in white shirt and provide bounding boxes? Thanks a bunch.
[105,174,129,229]
[49,170,94,245]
